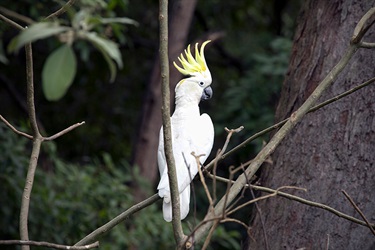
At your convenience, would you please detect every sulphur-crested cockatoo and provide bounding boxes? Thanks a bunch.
[157,40,214,222]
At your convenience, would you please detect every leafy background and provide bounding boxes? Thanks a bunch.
[0,0,301,249]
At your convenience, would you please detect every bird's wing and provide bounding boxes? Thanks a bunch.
[174,113,214,193]
[157,113,214,202]
[193,113,214,165]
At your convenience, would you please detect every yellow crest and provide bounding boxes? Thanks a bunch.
[173,40,211,76]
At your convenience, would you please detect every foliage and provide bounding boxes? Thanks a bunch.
[6,0,137,100]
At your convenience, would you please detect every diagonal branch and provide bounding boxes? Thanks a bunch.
[44,121,85,141]
[74,194,160,246]
[342,190,375,236]
[0,115,33,139]
[45,0,77,20]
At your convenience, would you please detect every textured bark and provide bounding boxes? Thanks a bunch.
[132,0,197,185]
[247,1,375,249]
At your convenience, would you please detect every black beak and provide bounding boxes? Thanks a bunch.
[201,86,213,101]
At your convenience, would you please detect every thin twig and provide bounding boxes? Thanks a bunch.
[45,0,77,20]
[325,234,330,250]
[192,152,214,208]
[0,240,99,250]
[0,13,24,30]
[227,186,306,216]
[220,218,250,234]
[342,190,375,236]
[75,194,160,246]
[0,115,33,139]
[44,122,85,141]
[210,174,375,229]
[201,221,219,250]
[0,7,34,24]
[250,187,269,250]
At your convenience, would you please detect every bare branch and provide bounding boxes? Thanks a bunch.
[0,7,34,25]
[351,7,375,44]
[359,42,375,48]
[342,190,375,236]
[0,13,24,30]
[227,186,306,216]
[0,240,98,250]
[45,0,77,20]
[249,188,269,250]
[75,194,160,246]
[192,152,214,208]
[210,174,375,229]
[44,121,85,141]
[0,115,33,139]
[19,43,43,250]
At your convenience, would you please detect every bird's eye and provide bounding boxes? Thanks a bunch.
[199,81,204,86]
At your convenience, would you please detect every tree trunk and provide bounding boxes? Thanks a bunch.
[247,1,375,249]
[131,0,197,187]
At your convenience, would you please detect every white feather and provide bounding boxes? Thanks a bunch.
[157,80,214,221]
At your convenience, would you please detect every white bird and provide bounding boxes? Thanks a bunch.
[157,40,214,222]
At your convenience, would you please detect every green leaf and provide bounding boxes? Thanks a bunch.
[82,31,123,68]
[42,45,77,101]
[8,22,70,53]
[95,43,117,82]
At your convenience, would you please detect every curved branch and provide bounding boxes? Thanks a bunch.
[45,0,77,20]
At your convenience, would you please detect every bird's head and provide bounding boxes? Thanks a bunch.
[174,40,213,103]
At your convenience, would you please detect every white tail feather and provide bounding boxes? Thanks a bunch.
[162,186,191,222]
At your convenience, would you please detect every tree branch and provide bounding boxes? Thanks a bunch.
[159,0,186,247]
[0,240,99,250]
[342,190,375,236]
[0,7,34,25]
[210,174,375,229]
[74,194,160,246]
[44,121,85,141]
[45,0,77,20]
[0,115,33,139]
[19,43,43,250]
